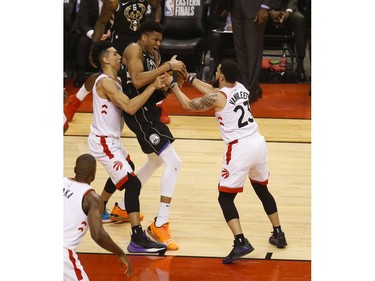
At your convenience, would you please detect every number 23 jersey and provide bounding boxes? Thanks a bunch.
[215,82,259,144]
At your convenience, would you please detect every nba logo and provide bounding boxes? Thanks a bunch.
[164,0,174,16]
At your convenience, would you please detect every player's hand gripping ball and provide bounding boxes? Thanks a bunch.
[167,70,185,87]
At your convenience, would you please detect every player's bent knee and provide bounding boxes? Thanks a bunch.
[123,174,141,213]
[104,177,117,194]
[218,191,239,222]
[251,182,277,215]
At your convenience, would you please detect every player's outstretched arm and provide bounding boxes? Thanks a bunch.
[188,74,217,95]
[170,83,219,113]
[99,76,167,115]
[84,190,133,277]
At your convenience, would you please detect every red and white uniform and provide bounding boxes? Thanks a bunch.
[63,177,93,281]
[88,74,134,189]
[215,82,269,193]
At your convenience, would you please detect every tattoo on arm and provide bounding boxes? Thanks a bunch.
[189,92,218,110]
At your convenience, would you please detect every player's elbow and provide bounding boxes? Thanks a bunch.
[132,80,143,89]
[90,231,104,244]
[182,104,193,112]
[123,106,137,115]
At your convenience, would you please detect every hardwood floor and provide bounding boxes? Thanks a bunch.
[64,113,311,262]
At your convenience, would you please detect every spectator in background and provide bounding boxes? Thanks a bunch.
[91,0,161,61]
[64,0,78,78]
[73,0,111,88]
[268,0,307,81]
[230,0,272,103]
[209,0,234,75]
[63,0,172,125]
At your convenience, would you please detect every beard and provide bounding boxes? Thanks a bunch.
[212,78,220,88]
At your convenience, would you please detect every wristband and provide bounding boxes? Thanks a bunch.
[188,75,196,84]
[167,62,172,70]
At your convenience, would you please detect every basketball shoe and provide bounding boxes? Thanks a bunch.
[127,230,167,254]
[101,209,111,223]
[269,231,287,248]
[110,202,144,222]
[222,238,254,264]
[64,94,82,122]
[147,218,179,250]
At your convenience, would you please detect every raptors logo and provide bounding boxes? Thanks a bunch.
[113,161,123,171]
[149,133,160,145]
[221,168,230,179]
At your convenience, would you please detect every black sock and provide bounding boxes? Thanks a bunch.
[103,201,108,212]
[273,226,282,235]
[131,225,143,239]
[234,234,245,246]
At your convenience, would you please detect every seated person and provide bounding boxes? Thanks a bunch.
[268,0,307,81]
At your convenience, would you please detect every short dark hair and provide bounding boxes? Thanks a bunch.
[220,59,240,83]
[91,41,114,70]
[138,20,163,39]
[74,153,96,178]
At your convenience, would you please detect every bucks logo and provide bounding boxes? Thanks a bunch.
[149,133,160,145]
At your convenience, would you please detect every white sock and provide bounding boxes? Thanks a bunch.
[76,85,90,101]
[155,202,170,227]
[118,200,125,210]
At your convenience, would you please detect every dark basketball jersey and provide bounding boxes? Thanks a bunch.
[111,0,150,60]
[122,48,174,155]
[112,0,149,35]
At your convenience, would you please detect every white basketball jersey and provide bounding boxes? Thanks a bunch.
[215,82,259,144]
[63,177,93,250]
[90,74,124,137]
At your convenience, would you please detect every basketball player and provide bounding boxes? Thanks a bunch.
[63,153,132,279]
[87,40,168,253]
[168,59,287,263]
[120,20,188,251]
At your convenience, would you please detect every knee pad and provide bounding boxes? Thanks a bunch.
[251,182,277,215]
[160,145,182,171]
[123,174,142,213]
[218,191,239,222]
[103,177,116,194]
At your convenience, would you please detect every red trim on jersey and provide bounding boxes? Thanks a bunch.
[116,172,136,189]
[99,136,114,159]
[68,249,83,280]
[225,139,238,165]
[217,116,224,126]
[218,186,244,193]
[218,90,227,99]
[250,179,269,185]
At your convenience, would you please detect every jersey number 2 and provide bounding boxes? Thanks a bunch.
[234,100,254,128]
